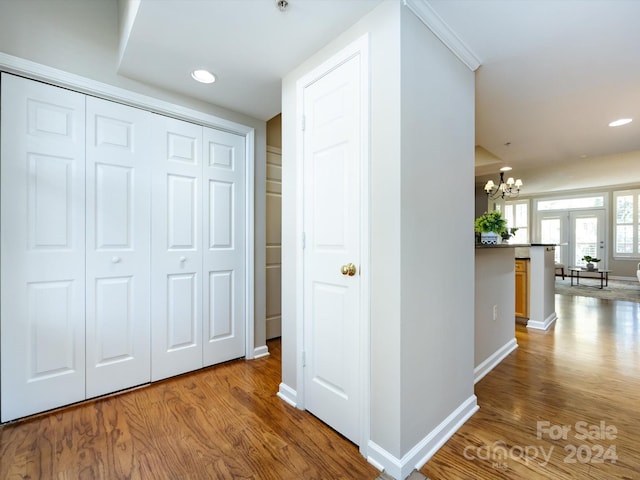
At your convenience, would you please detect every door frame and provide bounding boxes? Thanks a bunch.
[0,53,258,360]
[294,34,370,453]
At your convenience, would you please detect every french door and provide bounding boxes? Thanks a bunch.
[539,209,605,268]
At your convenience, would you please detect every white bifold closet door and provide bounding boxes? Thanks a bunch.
[151,116,204,381]
[85,97,152,398]
[1,73,248,421]
[151,117,246,381]
[202,128,246,366]
[1,73,87,422]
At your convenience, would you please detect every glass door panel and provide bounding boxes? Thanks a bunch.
[570,210,605,268]
[540,218,561,263]
[539,214,567,264]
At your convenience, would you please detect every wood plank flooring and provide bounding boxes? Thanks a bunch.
[421,295,640,480]
[0,340,379,479]
[1,293,639,479]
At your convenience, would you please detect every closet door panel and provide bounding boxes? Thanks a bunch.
[151,116,203,381]
[1,74,86,422]
[85,97,152,398]
[203,128,246,366]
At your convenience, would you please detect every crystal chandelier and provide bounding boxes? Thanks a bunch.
[484,167,523,199]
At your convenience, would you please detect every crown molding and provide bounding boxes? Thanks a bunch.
[403,0,481,71]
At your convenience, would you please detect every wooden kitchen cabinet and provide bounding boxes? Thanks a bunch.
[515,259,529,318]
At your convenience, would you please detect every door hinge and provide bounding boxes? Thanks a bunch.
[302,350,306,367]
[302,232,306,250]
[301,115,306,131]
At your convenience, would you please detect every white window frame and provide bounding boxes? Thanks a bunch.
[532,193,607,242]
[499,199,530,243]
[613,189,640,259]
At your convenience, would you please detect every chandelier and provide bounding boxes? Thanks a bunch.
[484,167,523,199]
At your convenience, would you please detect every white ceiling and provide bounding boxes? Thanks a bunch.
[119,0,640,187]
[427,0,640,179]
[118,0,383,121]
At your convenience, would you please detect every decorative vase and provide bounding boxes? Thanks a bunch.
[586,263,595,271]
[480,232,501,245]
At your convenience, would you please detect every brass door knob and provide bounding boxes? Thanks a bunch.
[341,263,357,276]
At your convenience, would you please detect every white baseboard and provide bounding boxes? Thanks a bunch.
[277,382,297,408]
[474,338,518,384]
[367,395,478,480]
[253,345,270,359]
[527,312,557,331]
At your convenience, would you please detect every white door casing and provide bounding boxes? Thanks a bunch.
[151,115,204,381]
[300,40,368,446]
[1,73,87,421]
[202,127,246,366]
[85,97,152,398]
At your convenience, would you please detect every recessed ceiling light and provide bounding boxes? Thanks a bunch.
[191,69,216,84]
[608,118,632,127]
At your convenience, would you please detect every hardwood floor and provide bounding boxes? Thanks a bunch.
[1,294,639,479]
[421,295,640,480]
[0,340,379,479]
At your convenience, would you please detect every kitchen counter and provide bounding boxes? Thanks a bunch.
[474,244,557,383]
[474,243,557,249]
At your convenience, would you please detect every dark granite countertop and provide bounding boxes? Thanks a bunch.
[475,243,557,249]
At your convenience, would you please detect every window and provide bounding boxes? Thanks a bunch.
[537,196,604,211]
[500,200,529,243]
[614,189,640,257]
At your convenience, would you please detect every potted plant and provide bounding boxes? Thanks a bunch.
[582,255,601,271]
[475,210,507,244]
[500,227,519,243]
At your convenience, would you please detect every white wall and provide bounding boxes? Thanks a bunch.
[528,246,557,330]
[282,0,476,474]
[398,6,476,454]
[474,248,517,373]
[281,0,404,431]
[0,0,267,351]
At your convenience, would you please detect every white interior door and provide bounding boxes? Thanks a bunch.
[1,73,86,421]
[151,115,203,381]
[202,127,246,366]
[85,97,152,397]
[302,50,364,445]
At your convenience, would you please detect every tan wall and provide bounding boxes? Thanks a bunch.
[266,114,282,339]
[267,114,282,149]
